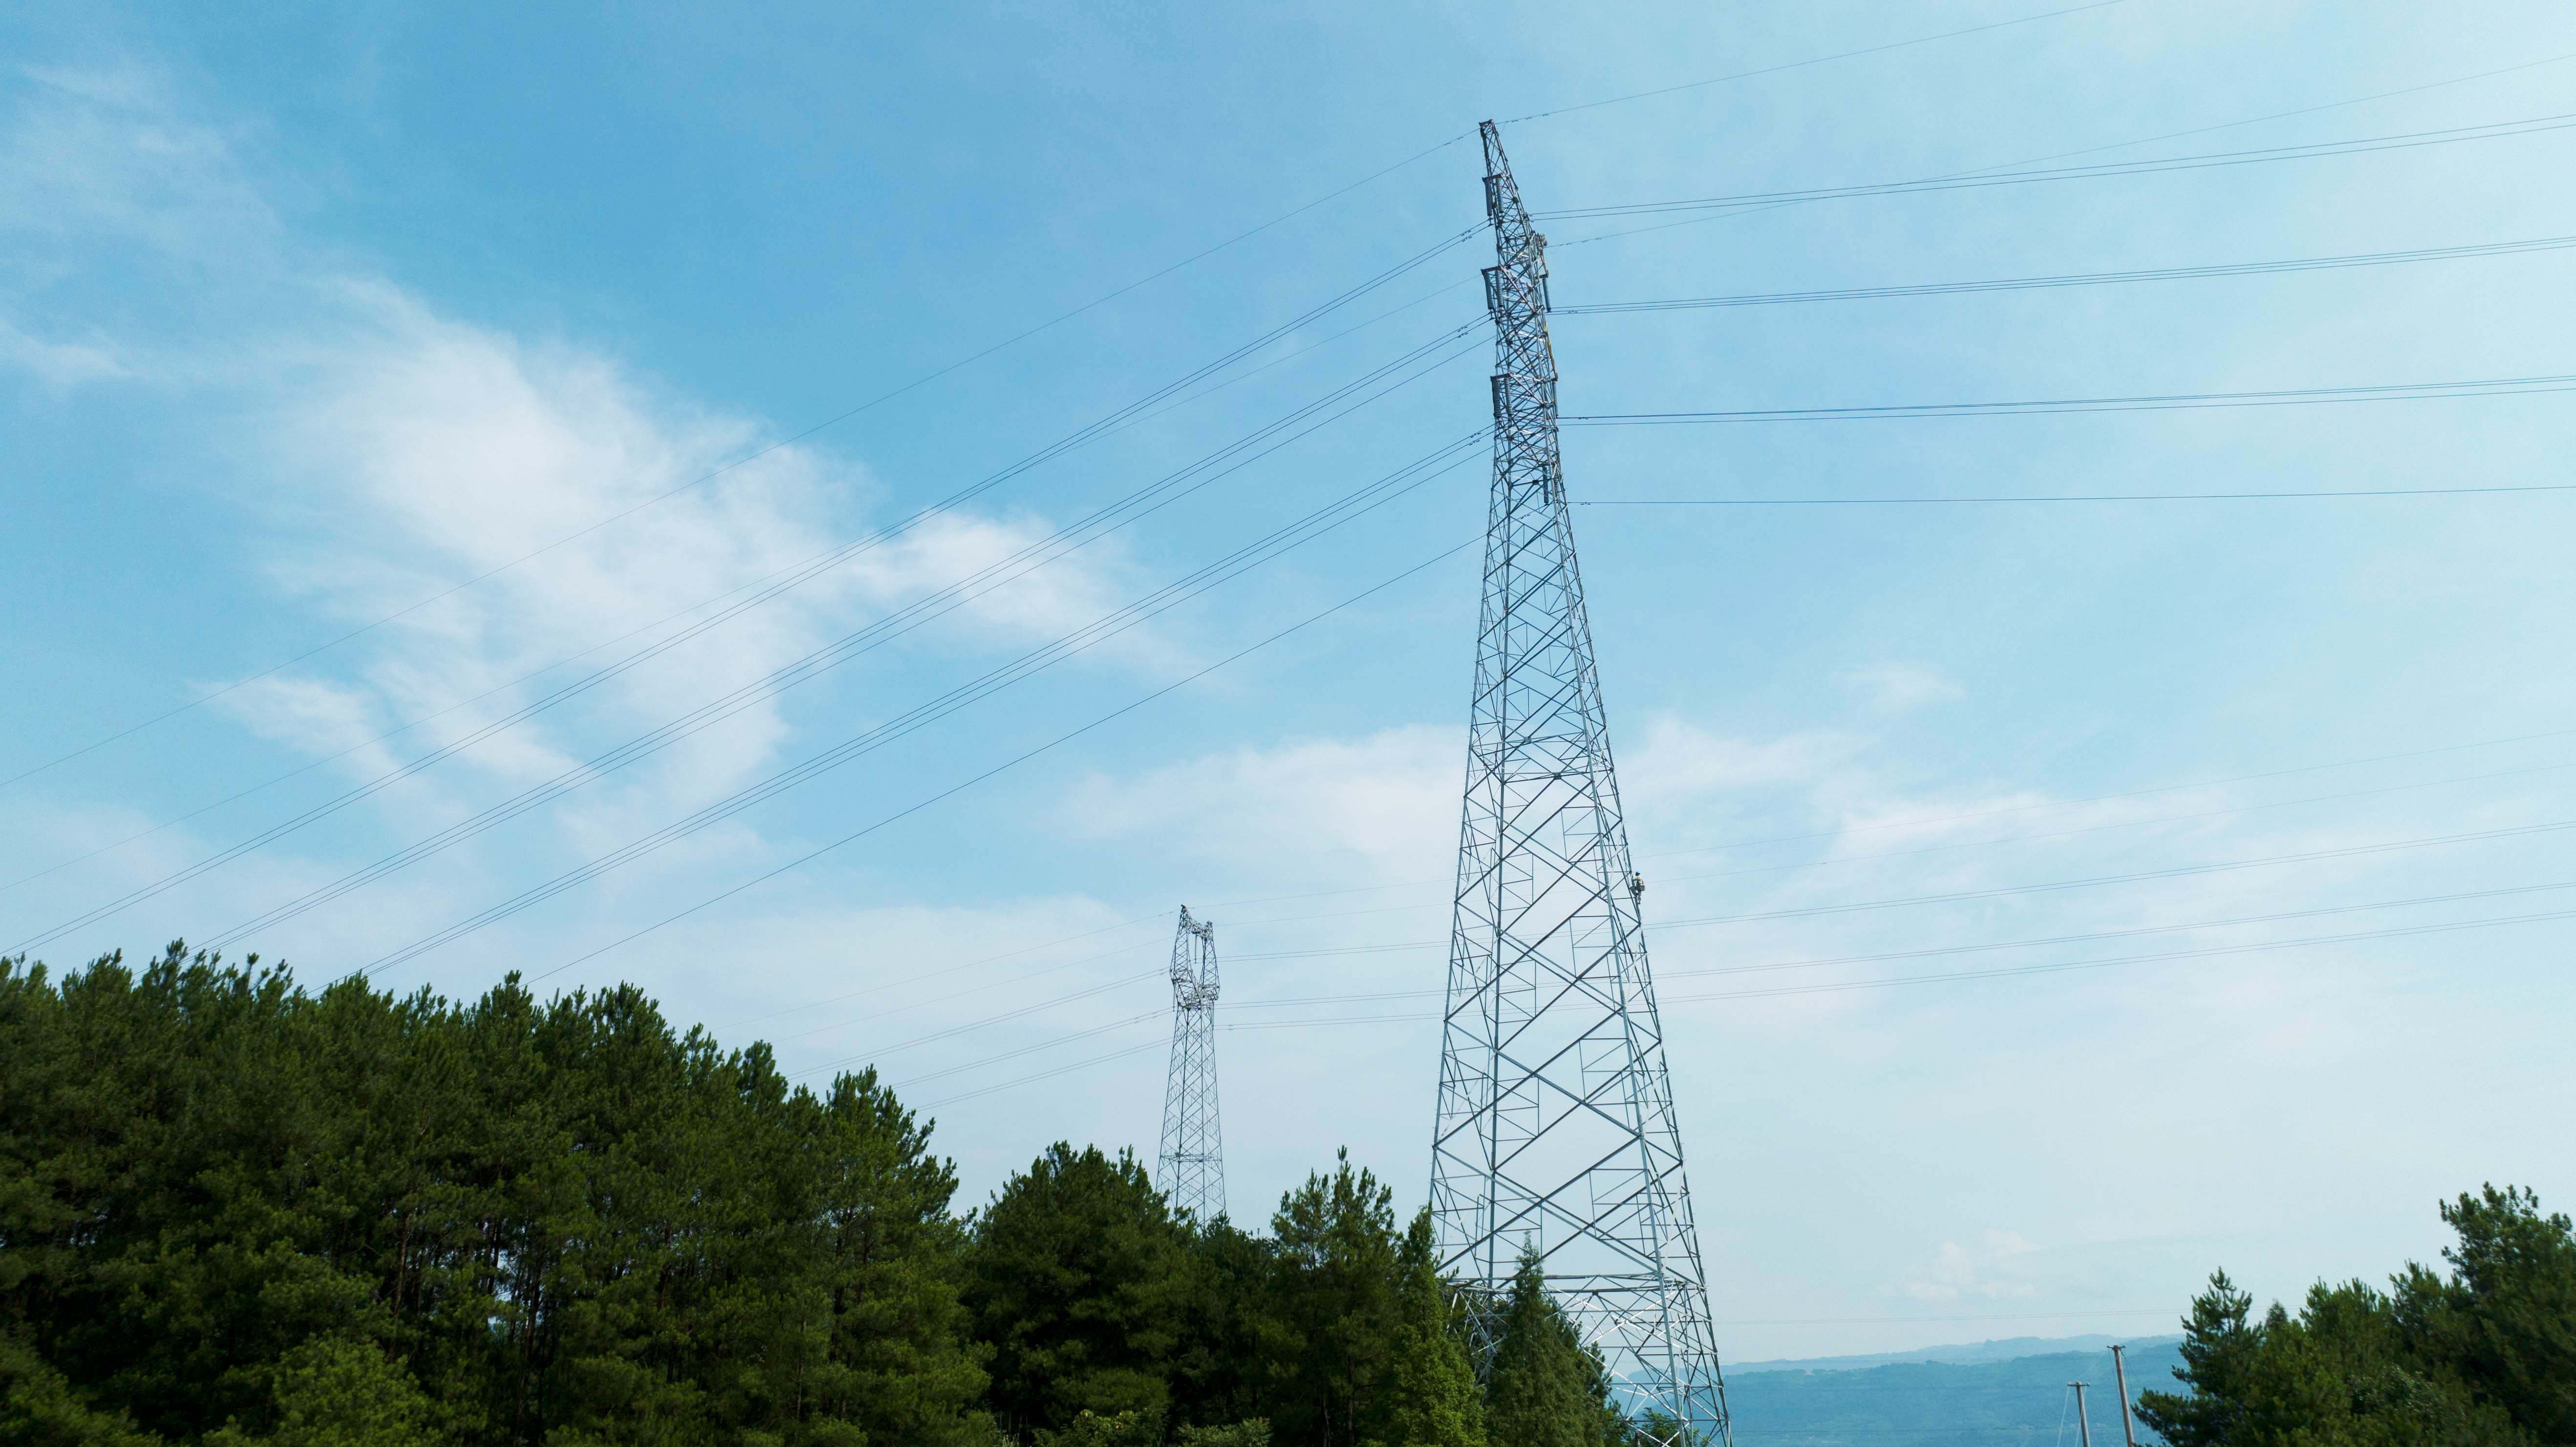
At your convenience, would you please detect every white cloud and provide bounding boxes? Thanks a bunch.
[1055,713,1871,897]
[852,508,1168,668]
[1838,662,1966,715]
[251,281,868,817]
[214,674,419,792]
[1903,1229,2043,1301]
[1061,724,1459,875]
[0,316,127,385]
[1628,713,1855,798]
[0,63,1164,914]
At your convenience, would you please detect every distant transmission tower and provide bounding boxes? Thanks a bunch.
[1158,905,1226,1222]
[1429,121,1731,1447]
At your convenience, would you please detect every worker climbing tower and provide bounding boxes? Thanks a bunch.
[1428,120,1731,1447]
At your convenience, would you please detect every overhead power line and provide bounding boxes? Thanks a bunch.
[1204,801,2576,963]
[760,767,2576,1055]
[24,44,2567,800]
[1223,877,2576,1001]
[1670,904,2576,1004]
[206,387,1484,958]
[1503,0,2124,123]
[766,942,1160,1049]
[1626,760,2576,895]
[1114,290,1481,431]
[1223,904,2576,1027]
[1555,234,2576,314]
[1576,485,2576,504]
[6,315,1488,904]
[12,329,1482,955]
[820,878,2574,1077]
[1613,813,2576,929]
[815,975,1169,1081]
[703,736,2576,1043]
[496,534,1483,986]
[1540,110,2576,224]
[1949,50,2576,178]
[1563,370,2576,425]
[858,891,2576,1112]
[1683,879,2576,982]
[774,753,2575,1045]
[904,1011,1170,1095]
[89,350,2512,931]
[1554,75,2576,251]
[821,976,1169,1080]
[916,1037,1172,1112]
[45,36,2569,801]
[0,222,1478,796]
[718,923,1163,1036]
[148,431,1488,969]
[571,795,2576,1103]
[1184,726,2576,916]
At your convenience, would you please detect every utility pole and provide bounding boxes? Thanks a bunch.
[1428,119,1729,1447]
[1156,906,1224,1223]
[2070,1382,2094,1447]
[2109,1344,2141,1447]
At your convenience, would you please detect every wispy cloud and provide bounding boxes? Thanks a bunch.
[0,61,1167,963]
[1060,723,1460,875]
[1839,661,1967,715]
[1905,1229,2044,1301]
[0,315,127,385]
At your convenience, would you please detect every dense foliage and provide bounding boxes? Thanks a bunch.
[0,948,1628,1447]
[0,943,983,1446]
[2139,1186,2576,1447]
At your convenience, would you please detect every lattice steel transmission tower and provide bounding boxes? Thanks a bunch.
[1429,120,1731,1447]
[1158,905,1226,1222]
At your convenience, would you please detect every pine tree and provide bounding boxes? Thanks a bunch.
[1368,1208,1485,1447]
[1484,1251,1615,1447]
[1170,1216,1282,1432]
[0,947,990,1447]
[2140,1267,2532,1446]
[1032,1408,1164,1447]
[2136,1271,2260,1447]
[1177,1422,1274,1447]
[1269,1150,1407,1447]
[2397,1185,2576,1442]
[0,1331,158,1447]
[787,1067,991,1447]
[964,1143,1184,1435]
[205,1335,438,1447]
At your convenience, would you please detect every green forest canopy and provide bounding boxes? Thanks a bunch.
[3,945,2568,1447]
[0,946,1625,1447]
[2139,1186,2576,1447]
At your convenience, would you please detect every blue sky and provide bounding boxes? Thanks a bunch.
[6,0,2575,1363]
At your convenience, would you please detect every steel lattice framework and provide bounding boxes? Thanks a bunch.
[1429,120,1731,1447]
[1158,905,1226,1222]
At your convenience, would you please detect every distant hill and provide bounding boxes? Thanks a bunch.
[1733,1333,2182,1375]
[1721,1337,2185,1447]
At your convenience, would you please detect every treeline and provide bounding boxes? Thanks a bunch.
[2139,1187,2576,1446]
[0,946,1644,1447]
